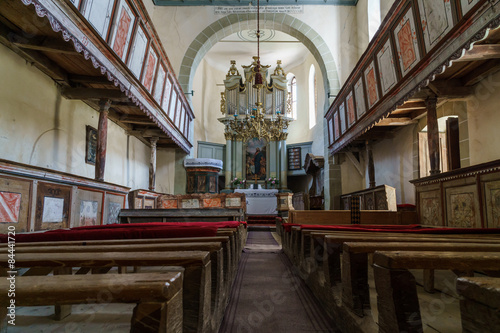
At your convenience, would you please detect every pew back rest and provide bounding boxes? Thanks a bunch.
[288,210,415,225]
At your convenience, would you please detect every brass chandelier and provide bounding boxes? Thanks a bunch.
[221,0,291,142]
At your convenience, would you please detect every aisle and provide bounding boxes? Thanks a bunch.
[219,231,339,333]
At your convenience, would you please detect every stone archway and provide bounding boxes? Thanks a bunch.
[178,13,340,109]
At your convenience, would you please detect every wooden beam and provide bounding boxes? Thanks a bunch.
[61,87,128,101]
[375,118,417,126]
[128,129,169,138]
[120,115,156,125]
[427,79,473,98]
[0,21,69,84]
[455,44,500,62]
[395,101,426,111]
[68,75,114,85]
[13,37,78,55]
[462,60,500,86]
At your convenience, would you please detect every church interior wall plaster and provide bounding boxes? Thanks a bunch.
[0,44,154,190]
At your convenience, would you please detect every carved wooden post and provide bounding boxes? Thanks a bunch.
[367,141,376,188]
[95,99,111,181]
[425,97,440,175]
[149,137,159,191]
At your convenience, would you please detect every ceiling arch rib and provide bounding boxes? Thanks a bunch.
[178,13,340,109]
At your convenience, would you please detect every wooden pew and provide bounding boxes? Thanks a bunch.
[456,276,500,333]
[0,272,184,333]
[3,242,227,332]
[373,251,500,333]
[0,251,211,333]
[342,242,500,317]
[287,210,416,225]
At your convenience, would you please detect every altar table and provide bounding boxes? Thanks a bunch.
[235,189,278,215]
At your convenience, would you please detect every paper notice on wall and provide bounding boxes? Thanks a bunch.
[215,6,303,15]
[42,197,64,223]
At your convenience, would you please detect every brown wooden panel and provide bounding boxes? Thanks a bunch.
[0,175,32,233]
[35,182,72,231]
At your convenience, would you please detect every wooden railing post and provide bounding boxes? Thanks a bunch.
[95,99,111,181]
[425,97,440,175]
[149,137,159,191]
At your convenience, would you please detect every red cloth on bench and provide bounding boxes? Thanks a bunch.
[69,221,245,230]
[0,226,219,243]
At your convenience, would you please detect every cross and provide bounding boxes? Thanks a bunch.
[253,174,259,184]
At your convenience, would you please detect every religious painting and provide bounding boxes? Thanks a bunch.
[460,0,481,16]
[85,125,97,165]
[334,110,340,140]
[127,24,148,78]
[364,61,379,108]
[79,200,98,226]
[142,47,158,92]
[346,91,356,127]
[109,0,135,61]
[339,101,346,134]
[394,7,421,77]
[377,39,398,95]
[246,138,267,181]
[417,0,454,53]
[197,175,206,193]
[354,77,367,119]
[162,76,173,109]
[82,0,114,38]
[0,191,21,223]
[153,63,167,105]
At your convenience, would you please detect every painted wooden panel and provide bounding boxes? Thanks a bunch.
[354,77,366,119]
[419,189,442,226]
[103,193,125,224]
[485,180,500,228]
[82,0,115,38]
[180,106,186,135]
[346,91,356,127]
[417,0,454,52]
[377,39,398,94]
[127,25,148,78]
[328,118,334,145]
[446,185,480,228]
[0,192,21,223]
[71,188,103,227]
[69,0,82,9]
[184,114,190,136]
[35,182,72,231]
[162,76,173,109]
[203,198,221,208]
[109,0,135,61]
[142,47,158,92]
[364,61,379,108]
[175,99,183,127]
[394,7,421,77]
[460,0,482,16]
[169,89,178,121]
[153,63,167,105]
[339,102,346,134]
[334,110,340,140]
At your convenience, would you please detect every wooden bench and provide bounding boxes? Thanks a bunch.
[2,241,228,332]
[343,242,500,317]
[0,251,211,333]
[456,276,500,333]
[119,208,245,223]
[287,210,416,226]
[0,272,184,332]
[373,251,500,333]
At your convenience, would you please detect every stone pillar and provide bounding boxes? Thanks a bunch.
[234,139,243,179]
[95,99,111,181]
[149,137,159,191]
[366,141,376,188]
[425,97,441,175]
[225,137,233,189]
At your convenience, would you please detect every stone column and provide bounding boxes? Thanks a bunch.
[149,137,159,191]
[425,97,441,175]
[366,141,376,188]
[95,99,111,181]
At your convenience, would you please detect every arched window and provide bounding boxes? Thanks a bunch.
[309,65,316,129]
[287,73,297,119]
[368,0,381,41]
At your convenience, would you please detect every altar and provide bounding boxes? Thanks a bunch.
[234,189,278,215]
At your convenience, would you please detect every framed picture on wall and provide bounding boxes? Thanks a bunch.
[288,147,302,171]
[85,125,97,165]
